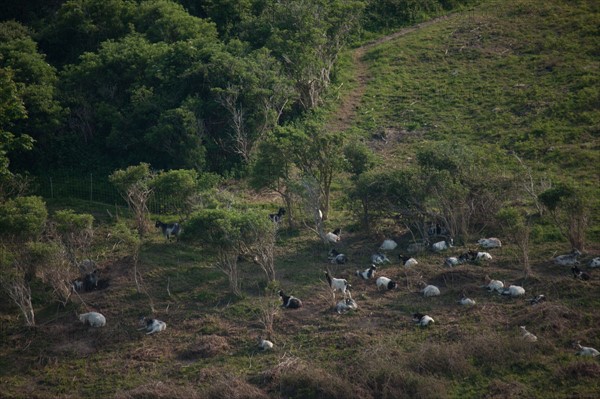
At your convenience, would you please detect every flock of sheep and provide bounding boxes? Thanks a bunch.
[272,222,600,357]
[73,212,600,358]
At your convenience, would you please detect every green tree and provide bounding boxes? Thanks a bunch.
[538,183,591,251]
[497,207,532,278]
[151,169,201,218]
[53,209,94,267]
[184,208,275,296]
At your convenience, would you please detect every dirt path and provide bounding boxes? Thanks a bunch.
[326,15,451,133]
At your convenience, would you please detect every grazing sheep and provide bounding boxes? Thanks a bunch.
[484,276,504,293]
[139,317,167,335]
[574,342,600,357]
[335,293,358,314]
[553,249,581,266]
[376,276,398,290]
[356,265,377,280]
[589,257,600,268]
[380,239,398,251]
[398,255,418,267]
[412,313,435,326]
[325,271,351,297]
[328,248,348,264]
[501,285,526,297]
[268,207,286,223]
[459,294,476,306]
[432,239,453,252]
[571,265,590,281]
[520,326,538,342]
[258,336,274,350]
[155,220,181,241]
[325,228,342,244]
[278,290,303,309]
[371,253,391,265]
[79,312,106,327]
[528,294,547,305]
[422,284,441,297]
[478,237,502,249]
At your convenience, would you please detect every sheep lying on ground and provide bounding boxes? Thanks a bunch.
[478,237,502,249]
[553,249,581,266]
[79,312,106,327]
[412,313,435,326]
[589,257,600,268]
[328,249,348,264]
[335,293,358,314]
[380,239,397,251]
[376,276,398,290]
[258,336,274,350]
[371,253,391,265]
[139,317,167,335]
[399,255,418,267]
[279,290,302,309]
[501,285,526,297]
[422,284,440,297]
[574,342,599,357]
[520,326,538,342]
[459,294,476,306]
[356,265,377,280]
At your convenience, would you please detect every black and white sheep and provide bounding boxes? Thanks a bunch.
[335,293,358,314]
[528,294,547,305]
[589,257,600,268]
[79,312,106,327]
[139,317,167,335]
[278,290,303,309]
[325,228,342,244]
[553,249,581,266]
[268,207,286,223]
[371,253,391,265]
[356,265,377,280]
[478,237,502,249]
[431,239,453,252]
[412,313,435,326]
[328,248,348,264]
[376,276,398,290]
[325,271,351,298]
[155,220,181,241]
[445,252,470,267]
[571,265,590,281]
[399,254,418,267]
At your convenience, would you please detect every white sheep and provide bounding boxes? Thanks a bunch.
[520,326,538,342]
[325,228,342,244]
[139,317,167,335]
[371,253,391,265]
[258,336,274,350]
[478,237,502,249]
[376,276,398,290]
[589,257,600,268]
[459,294,476,306]
[575,342,600,357]
[553,249,581,266]
[398,255,418,267]
[325,271,351,297]
[475,251,493,261]
[380,239,398,251]
[79,312,106,327]
[355,265,377,280]
[501,285,526,297]
[422,284,440,297]
[412,313,435,326]
[483,276,504,293]
[432,239,453,252]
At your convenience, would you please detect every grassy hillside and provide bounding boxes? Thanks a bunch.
[1,1,599,398]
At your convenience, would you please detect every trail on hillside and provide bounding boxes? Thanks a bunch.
[326,15,451,134]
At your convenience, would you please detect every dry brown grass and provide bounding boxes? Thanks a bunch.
[114,381,202,399]
[178,334,230,360]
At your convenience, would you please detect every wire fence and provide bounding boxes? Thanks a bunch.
[34,173,185,215]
